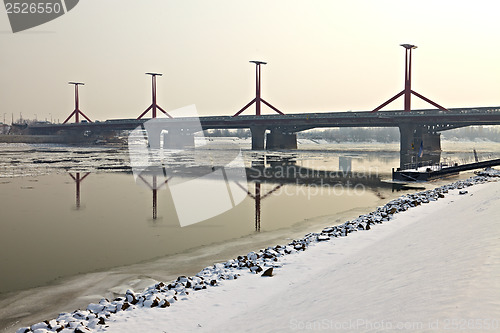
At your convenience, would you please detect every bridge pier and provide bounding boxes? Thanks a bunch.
[266,129,297,150]
[250,126,267,150]
[399,123,416,169]
[422,132,441,151]
[398,124,441,169]
[145,128,163,149]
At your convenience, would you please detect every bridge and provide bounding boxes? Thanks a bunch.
[28,106,500,169]
[23,44,500,169]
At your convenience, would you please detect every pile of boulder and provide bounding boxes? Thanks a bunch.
[17,171,499,333]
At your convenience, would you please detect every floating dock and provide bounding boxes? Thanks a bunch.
[392,158,500,182]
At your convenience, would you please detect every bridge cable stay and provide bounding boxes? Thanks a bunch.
[63,82,93,124]
[137,73,173,120]
[371,44,449,113]
[233,61,284,117]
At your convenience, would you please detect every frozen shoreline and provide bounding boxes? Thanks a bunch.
[14,170,500,333]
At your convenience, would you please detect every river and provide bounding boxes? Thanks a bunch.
[1,138,499,331]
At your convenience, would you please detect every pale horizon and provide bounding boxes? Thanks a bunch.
[1,0,499,123]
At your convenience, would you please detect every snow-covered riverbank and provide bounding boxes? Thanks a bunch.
[16,170,500,333]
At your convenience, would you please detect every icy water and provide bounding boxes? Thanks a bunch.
[1,139,500,331]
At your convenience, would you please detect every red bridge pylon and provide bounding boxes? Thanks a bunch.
[137,73,173,119]
[233,61,284,117]
[371,44,448,113]
[63,82,92,124]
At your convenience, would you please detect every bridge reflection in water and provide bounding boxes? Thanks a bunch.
[241,154,424,231]
[66,154,424,231]
[136,174,171,220]
[234,181,283,232]
[69,152,428,232]
[68,172,90,209]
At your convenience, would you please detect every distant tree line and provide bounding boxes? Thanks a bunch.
[298,128,400,143]
[300,126,500,143]
[204,126,500,143]
[204,129,251,138]
[441,126,500,142]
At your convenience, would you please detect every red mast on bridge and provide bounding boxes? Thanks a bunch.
[233,61,284,117]
[371,44,448,113]
[63,82,92,124]
[137,73,172,119]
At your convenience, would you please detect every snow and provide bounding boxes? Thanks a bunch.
[17,173,500,333]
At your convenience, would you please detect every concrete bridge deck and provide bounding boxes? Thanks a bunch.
[26,106,500,169]
[27,106,500,133]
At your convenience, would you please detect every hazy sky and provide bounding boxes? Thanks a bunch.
[1,0,499,123]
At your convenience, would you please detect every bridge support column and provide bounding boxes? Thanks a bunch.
[145,128,163,149]
[422,132,441,151]
[250,126,267,150]
[399,124,442,170]
[399,123,417,170]
[163,129,195,149]
[421,132,442,167]
[266,129,297,150]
